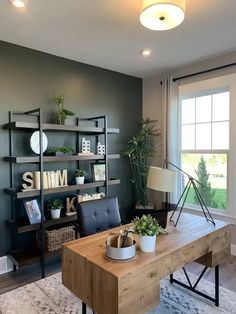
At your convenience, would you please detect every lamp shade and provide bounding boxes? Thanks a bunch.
[140,0,185,31]
[147,166,176,192]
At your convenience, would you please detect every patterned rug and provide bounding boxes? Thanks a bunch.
[0,271,236,314]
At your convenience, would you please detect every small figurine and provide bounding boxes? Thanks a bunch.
[97,142,105,155]
[82,138,91,154]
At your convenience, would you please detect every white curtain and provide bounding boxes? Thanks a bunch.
[161,76,180,203]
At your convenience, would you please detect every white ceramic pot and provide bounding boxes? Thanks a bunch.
[139,235,156,252]
[51,208,61,219]
[75,176,85,185]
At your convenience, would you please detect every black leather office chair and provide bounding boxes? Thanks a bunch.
[77,197,121,314]
[77,197,121,237]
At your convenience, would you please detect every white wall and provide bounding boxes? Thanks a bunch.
[143,50,236,244]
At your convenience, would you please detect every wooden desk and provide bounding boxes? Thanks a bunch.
[62,213,231,314]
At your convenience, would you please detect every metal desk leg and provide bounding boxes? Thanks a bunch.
[82,302,86,314]
[170,265,220,307]
[215,265,219,306]
[82,302,96,314]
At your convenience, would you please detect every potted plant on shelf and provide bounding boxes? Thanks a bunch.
[75,169,87,185]
[54,93,75,125]
[50,199,63,219]
[132,214,165,252]
[46,145,74,156]
[124,118,161,209]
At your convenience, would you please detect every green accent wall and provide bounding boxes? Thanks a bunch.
[0,41,142,254]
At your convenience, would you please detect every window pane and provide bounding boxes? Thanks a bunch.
[196,123,211,149]
[212,122,229,149]
[196,95,211,123]
[181,153,227,210]
[182,125,195,149]
[212,92,229,121]
[182,98,195,124]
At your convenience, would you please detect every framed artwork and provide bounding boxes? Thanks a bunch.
[92,163,106,181]
[23,199,42,224]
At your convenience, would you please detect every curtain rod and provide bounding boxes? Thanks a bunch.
[172,62,236,82]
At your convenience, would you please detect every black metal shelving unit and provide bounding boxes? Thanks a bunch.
[4,109,120,278]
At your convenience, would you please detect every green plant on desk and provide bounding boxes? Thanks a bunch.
[132,214,163,236]
[132,214,167,253]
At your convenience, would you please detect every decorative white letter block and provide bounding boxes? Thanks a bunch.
[22,172,34,190]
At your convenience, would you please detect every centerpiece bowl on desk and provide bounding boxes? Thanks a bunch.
[105,229,136,261]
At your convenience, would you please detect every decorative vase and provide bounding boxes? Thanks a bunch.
[75,176,85,185]
[51,208,61,219]
[139,235,156,252]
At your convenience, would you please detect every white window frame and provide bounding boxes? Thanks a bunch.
[179,73,236,218]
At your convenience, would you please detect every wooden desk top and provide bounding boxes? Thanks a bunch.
[63,213,230,278]
[62,213,231,314]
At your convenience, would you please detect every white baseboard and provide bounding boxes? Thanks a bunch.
[0,256,13,275]
[231,244,236,256]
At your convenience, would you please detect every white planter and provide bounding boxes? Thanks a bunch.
[51,208,61,219]
[75,176,85,185]
[139,235,156,252]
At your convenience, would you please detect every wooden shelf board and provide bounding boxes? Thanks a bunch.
[3,154,120,164]
[5,179,119,199]
[6,214,77,234]
[3,121,119,134]
[5,182,104,198]
[7,249,61,267]
[108,179,120,185]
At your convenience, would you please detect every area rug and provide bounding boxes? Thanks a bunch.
[0,271,236,314]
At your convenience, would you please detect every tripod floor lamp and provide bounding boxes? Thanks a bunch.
[163,159,215,227]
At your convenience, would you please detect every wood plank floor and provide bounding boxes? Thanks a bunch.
[0,260,61,295]
[0,255,236,295]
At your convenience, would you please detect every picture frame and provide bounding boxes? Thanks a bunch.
[92,163,106,181]
[23,199,42,224]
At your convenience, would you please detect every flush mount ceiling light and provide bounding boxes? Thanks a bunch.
[10,0,27,8]
[140,0,185,31]
[141,48,152,57]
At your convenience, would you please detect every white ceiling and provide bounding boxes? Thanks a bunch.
[0,0,236,78]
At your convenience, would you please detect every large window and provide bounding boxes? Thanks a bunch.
[180,91,229,211]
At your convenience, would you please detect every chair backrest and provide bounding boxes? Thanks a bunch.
[77,197,121,237]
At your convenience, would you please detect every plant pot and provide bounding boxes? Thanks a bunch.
[139,235,156,252]
[51,208,61,219]
[64,117,75,126]
[75,176,85,185]
[45,152,73,156]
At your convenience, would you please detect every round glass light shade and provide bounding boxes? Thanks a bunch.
[140,1,185,31]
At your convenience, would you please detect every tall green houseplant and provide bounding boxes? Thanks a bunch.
[124,118,161,208]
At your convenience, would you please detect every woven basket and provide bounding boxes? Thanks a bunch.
[37,226,76,252]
